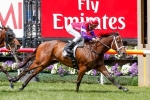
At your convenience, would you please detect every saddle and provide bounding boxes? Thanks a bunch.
[63,38,84,69]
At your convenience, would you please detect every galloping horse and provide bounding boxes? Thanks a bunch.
[11,32,129,92]
[0,25,21,87]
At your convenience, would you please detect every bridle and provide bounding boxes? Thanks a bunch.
[5,29,20,66]
[99,35,125,53]
[87,35,125,56]
[5,29,17,49]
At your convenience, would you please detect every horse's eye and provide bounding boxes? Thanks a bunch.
[117,41,121,44]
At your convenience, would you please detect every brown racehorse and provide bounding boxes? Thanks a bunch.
[11,32,129,92]
[0,25,21,50]
[0,25,21,88]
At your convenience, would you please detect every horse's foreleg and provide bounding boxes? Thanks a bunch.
[0,66,14,88]
[76,66,86,92]
[20,67,43,90]
[0,66,12,80]
[10,68,29,82]
[11,59,38,83]
[96,65,129,92]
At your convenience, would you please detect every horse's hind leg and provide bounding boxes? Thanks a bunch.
[19,67,43,90]
[0,66,14,88]
[96,65,129,92]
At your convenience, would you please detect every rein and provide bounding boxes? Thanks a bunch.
[86,35,124,56]
[99,35,124,53]
[85,41,103,56]
[8,44,19,64]
[88,47,103,56]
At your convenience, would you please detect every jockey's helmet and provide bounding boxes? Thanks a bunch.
[90,18,99,26]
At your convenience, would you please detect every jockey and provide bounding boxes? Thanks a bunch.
[63,18,99,57]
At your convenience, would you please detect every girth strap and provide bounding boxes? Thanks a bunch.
[70,53,78,69]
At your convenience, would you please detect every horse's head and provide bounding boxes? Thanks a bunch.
[2,26,21,51]
[98,32,126,59]
[110,32,126,59]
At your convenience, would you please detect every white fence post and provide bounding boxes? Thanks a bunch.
[100,73,104,85]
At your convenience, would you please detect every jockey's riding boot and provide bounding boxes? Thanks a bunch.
[63,41,76,57]
[66,41,75,53]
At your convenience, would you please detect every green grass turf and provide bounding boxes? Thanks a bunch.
[0,82,150,100]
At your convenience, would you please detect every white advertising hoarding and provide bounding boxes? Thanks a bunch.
[0,0,23,38]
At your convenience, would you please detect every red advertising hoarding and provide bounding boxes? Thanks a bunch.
[41,0,137,38]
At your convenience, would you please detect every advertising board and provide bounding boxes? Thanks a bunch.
[41,0,137,39]
[0,0,23,38]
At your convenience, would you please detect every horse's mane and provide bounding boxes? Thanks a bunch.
[98,32,119,37]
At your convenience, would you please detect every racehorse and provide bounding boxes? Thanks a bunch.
[10,32,129,92]
[0,25,21,50]
[0,25,21,87]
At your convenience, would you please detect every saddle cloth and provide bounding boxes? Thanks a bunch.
[63,38,84,58]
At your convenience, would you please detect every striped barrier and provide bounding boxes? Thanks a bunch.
[106,49,150,55]
[0,48,35,52]
[0,48,150,55]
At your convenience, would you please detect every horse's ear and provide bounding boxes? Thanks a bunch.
[2,25,5,28]
[0,22,4,28]
[2,25,7,31]
[7,25,9,28]
[0,21,8,31]
[0,21,2,27]
[0,22,4,29]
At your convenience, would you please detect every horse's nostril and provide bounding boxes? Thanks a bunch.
[123,53,126,55]
[122,52,126,55]
[121,53,127,59]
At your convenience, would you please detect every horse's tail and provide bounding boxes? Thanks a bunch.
[18,48,37,69]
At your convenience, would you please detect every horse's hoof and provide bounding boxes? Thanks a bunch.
[10,84,14,89]
[10,76,18,82]
[19,88,23,91]
[9,81,14,89]
[123,88,129,92]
